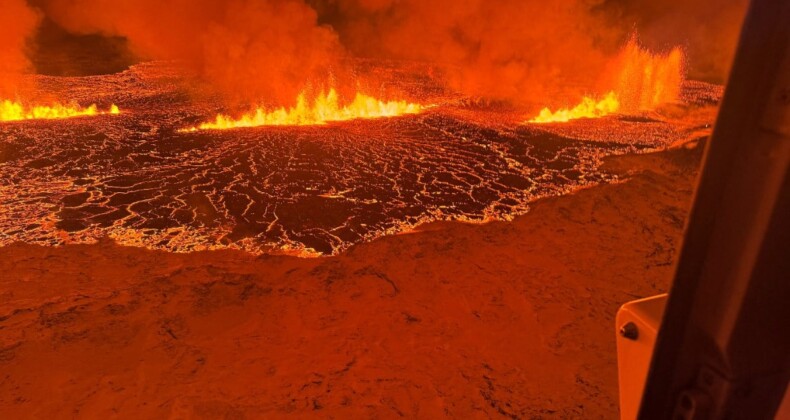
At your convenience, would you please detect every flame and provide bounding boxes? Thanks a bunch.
[0,100,120,122]
[184,89,425,131]
[529,91,620,123]
[528,37,684,124]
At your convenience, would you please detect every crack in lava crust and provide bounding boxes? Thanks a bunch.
[0,63,721,256]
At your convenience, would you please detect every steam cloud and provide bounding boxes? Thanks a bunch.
[2,0,748,105]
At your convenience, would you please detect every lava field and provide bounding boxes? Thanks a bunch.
[0,62,721,255]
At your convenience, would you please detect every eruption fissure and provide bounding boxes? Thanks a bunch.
[0,100,120,122]
[0,0,742,257]
[527,38,685,124]
[183,89,426,131]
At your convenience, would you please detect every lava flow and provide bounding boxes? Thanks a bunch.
[528,38,685,124]
[0,100,120,122]
[184,89,425,131]
[0,61,722,256]
[529,91,620,123]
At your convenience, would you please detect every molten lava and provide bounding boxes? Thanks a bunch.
[184,89,425,131]
[529,91,620,123]
[0,61,723,256]
[528,38,684,124]
[0,100,120,122]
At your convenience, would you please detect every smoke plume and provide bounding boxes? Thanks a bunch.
[0,0,41,96]
[323,0,747,104]
[4,0,750,106]
[42,0,344,104]
[325,0,624,104]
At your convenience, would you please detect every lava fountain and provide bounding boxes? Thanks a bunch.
[183,89,426,131]
[528,38,685,124]
[0,100,120,122]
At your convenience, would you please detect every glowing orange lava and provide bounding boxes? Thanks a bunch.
[529,91,620,123]
[528,37,684,124]
[0,100,120,122]
[183,89,425,131]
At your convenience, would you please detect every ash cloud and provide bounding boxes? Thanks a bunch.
[0,0,41,96]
